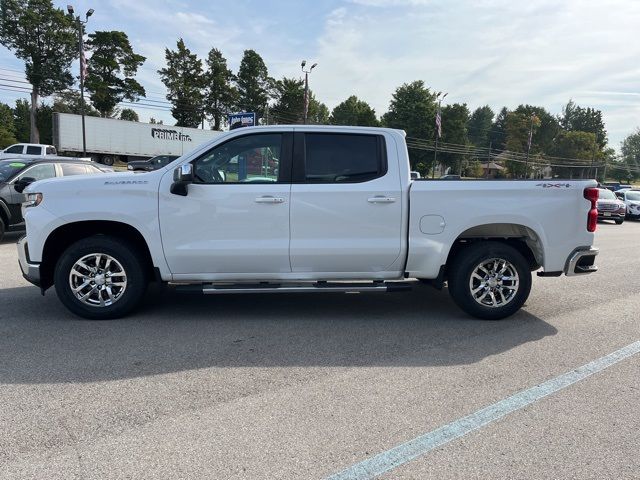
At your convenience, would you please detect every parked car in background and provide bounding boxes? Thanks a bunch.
[0,158,107,241]
[616,189,640,219]
[127,155,180,172]
[0,143,57,160]
[597,188,626,224]
[603,182,632,192]
[440,174,461,180]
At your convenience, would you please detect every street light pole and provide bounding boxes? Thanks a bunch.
[301,60,317,124]
[67,5,93,157]
[432,92,447,178]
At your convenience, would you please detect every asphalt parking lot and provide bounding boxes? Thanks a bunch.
[1,222,639,479]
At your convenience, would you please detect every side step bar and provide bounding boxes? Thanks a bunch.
[174,281,413,295]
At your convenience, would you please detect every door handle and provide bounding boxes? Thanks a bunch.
[255,196,285,204]
[367,196,396,203]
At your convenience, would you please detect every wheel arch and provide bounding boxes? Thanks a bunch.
[445,223,544,275]
[40,220,156,290]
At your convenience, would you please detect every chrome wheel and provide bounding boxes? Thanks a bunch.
[68,253,128,307]
[469,257,519,308]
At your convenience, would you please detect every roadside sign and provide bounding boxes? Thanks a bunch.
[228,112,256,129]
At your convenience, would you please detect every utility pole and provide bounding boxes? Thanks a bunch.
[432,91,447,178]
[301,60,317,124]
[67,5,94,157]
[485,140,492,178]
[525,114,535,179]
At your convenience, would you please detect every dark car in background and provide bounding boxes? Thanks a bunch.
[597,188,626,224]
[0,157,107,241]
[127,154,179,172]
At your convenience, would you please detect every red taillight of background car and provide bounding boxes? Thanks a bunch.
[584,187,599,232]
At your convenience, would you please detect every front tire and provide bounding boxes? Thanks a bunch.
[0,217,5,242]
[615,219,624,225]
[448,241,532,320]
[54,235,147,320]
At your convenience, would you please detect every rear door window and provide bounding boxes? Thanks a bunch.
[26,146,42,155]
[302,133,385,183]
[60,163,89,176]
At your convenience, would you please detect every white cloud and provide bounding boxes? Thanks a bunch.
[312,0,640,148]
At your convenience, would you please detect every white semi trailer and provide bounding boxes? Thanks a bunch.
[52,113,223,165]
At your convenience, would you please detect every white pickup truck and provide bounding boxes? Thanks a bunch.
[0,143,58,159]
[17,126,599,320]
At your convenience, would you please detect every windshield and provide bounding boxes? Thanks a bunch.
[598,189,616,200]
[0,161,27,182]
[626,192,640,201]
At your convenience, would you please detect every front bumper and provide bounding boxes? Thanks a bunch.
[17,236,41,286]
[564,246,599,276]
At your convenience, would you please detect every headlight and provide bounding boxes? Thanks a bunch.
[127,165,133,170]
[24,192,43,208]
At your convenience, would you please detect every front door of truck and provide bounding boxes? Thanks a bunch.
[159,132,293,276]
[289,131,403,274]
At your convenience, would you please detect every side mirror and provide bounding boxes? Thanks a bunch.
[170,164,193,196]
[14,176,36,193]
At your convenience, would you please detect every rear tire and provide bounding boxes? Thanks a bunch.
[54,235,147,320]
[0,217,5,242]
[448,241,532,320]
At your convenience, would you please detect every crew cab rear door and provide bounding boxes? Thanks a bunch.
[289,130,403,275]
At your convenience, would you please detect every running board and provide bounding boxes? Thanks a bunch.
[174,281,413,295]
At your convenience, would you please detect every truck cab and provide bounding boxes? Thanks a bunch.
[0,143,57,160]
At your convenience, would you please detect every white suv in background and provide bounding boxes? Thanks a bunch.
[616,190,640,219]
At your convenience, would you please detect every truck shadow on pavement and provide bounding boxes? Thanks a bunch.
[0,284,557,384]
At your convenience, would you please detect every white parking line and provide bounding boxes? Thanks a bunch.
[327,340,640,480]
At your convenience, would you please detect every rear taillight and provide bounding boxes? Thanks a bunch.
[584,187,599,232]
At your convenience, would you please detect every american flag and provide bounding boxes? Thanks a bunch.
[435,108,442,138]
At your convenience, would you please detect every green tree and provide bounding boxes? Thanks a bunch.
[467,105,494,147]
[309,100,329,125]
[36,102,52,144]
[52,90,100,116]
[158,39,205,127]
[560,100,607,148]
[85,30,146,117]
[0,0,77,143]
[13,98,30,142]
[271,77,304,123]
[119,108,139,121]
[203,48,236,130]
[439,102,470,174]
[381,80,437,170]
[514,104,559,154]
[505,111,540,177]
[330,95,379,126]
[621,128,640,181]
[490,107,508,151]
[0,102,17,148]
[551,130,598,178]
[270,77,327,125]
[235,49,272,119]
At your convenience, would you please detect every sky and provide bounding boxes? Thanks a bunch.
[1,0,639,149]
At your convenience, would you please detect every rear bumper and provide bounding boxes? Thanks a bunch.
[17,236,41,287]
[564,246,599,276]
